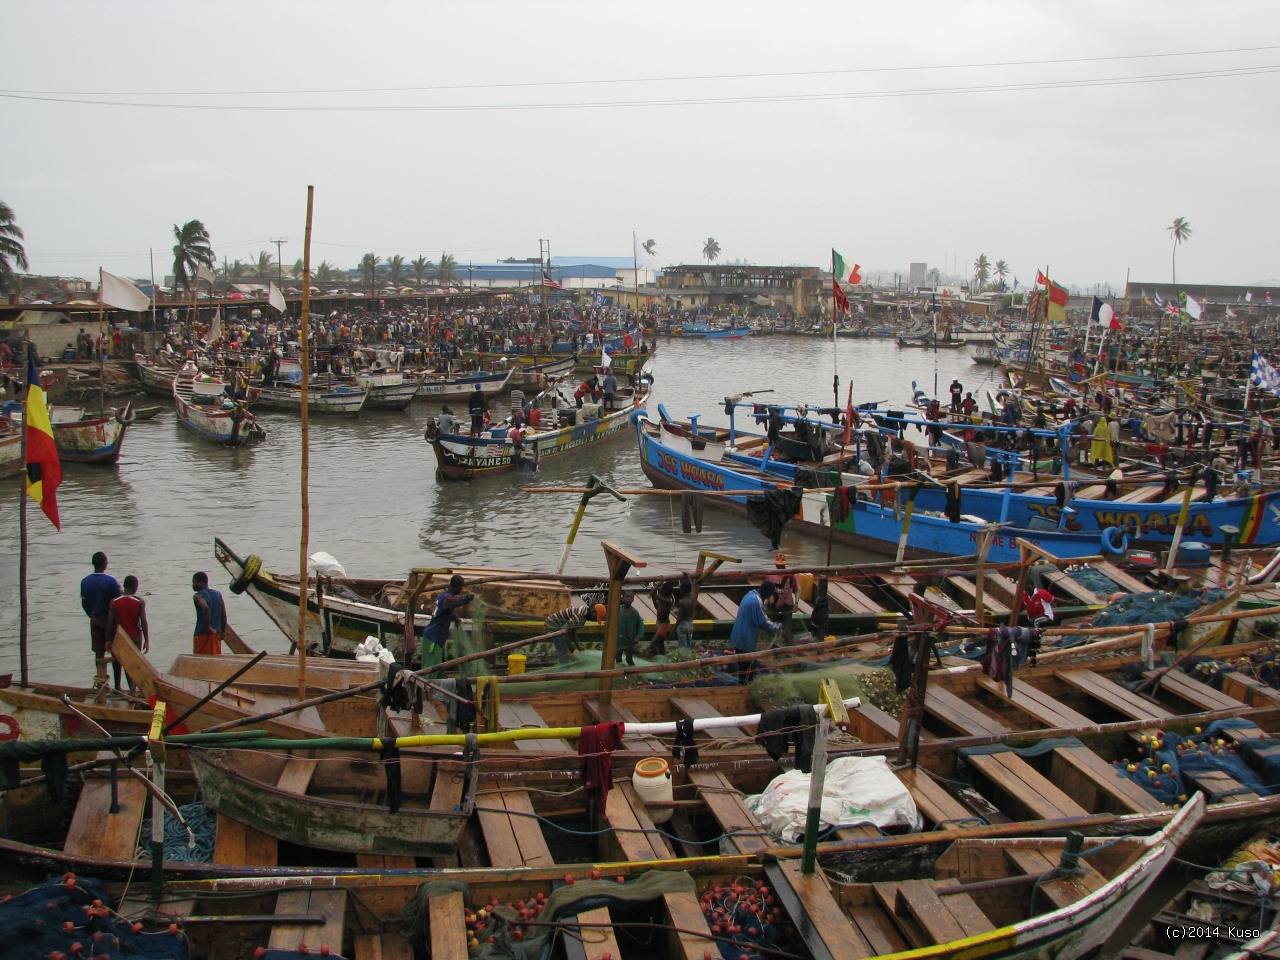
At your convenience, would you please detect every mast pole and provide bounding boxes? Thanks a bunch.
[18,340,29,688]
[832,249,839,409]
[297,186,315,704]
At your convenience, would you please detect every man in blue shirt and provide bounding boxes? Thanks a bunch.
[729,581,780,685]
[80,552,120,696]
[191,571,228,655]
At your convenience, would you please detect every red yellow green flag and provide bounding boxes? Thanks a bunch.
[24,348,62,529]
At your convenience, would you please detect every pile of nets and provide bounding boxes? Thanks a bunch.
[0,874,190,960]
[1065,565,1128,599]
[699,876,803,960]
[1188,641,1280,690]
[1086,587,1229,628]
[136,800,217,864]
[1111,719,1274,805]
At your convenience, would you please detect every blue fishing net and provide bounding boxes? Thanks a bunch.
[0,875,191,960]
[1111,719,1270,805]
[136,801,218,863]
[1067,566,1125,598]
[1087,588,1230,628]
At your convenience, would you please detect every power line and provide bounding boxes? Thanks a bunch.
[2,43,1276,97]
[1,63,1274,113]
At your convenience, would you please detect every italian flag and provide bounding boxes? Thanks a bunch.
[832,250,862,285]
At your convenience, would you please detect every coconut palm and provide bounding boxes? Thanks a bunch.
[972,253,991,292]
[436,253,459,286]
[226,259,250,279]
[251,251,275,279]
[411,255,431,288]
[171,219,214,296]
[992,259,1009,291]
[1168,217,1192,286]
[0,201,29,295]
[386,254,406,287]
[289,258,305,281]
[702,237,721,264]
[313,261,336,287]
[643,238,657,256]
[359,253,381,297]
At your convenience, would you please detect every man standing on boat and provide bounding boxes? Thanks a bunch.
[106,575,149,695]
[949,379,964,413]
[80,552,120,696]
[729,581,780,685]
[420,575,474,673]
[191,571,229,655]
[468,382,487,437]
[601,370,618,411]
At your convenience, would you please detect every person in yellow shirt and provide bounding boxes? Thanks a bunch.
[1090,417,1114,466]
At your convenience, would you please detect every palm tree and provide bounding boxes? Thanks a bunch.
[436,253,459,286]
[171,219,214,297]
[252,251,275,278]
[227,259,250,279]
[411,255,431,288]
[702,238,721,264]
[289,258,305,281]
[0,201,29,295]
[643,238,657,257]
[972,253,991,292]
[313,261,336,287]
[359,253,381,297]
[1168,217,1192,286]
[386,254,406,288]
[992,259,1009,291]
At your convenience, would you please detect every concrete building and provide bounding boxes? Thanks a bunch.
[909,263,928,291]
[656,264,821,314]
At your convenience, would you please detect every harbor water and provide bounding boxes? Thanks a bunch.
[0,336,985,683]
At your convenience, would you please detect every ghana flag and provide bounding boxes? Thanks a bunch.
[24,347,61,529]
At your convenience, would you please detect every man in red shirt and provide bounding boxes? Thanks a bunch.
[105,575,149,694]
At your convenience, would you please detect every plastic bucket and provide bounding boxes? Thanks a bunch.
[632,756,674,823]
[797,572,815,602]
[507,653,527,675]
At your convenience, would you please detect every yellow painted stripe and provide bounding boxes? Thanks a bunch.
[870,926,1020,960]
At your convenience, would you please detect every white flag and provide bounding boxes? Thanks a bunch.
[1184,294,1203,320]
[195,263,216,284]
[1251,352,1280,396]
[99,269,150,312]
[206,308,222,343]
[1247,291,1254,303]
[633,234,661,271]
[1226,306,1237,319]
[268,282,287,315]
[600,344,612,368]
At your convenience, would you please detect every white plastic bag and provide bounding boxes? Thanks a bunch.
[745,756,919,842]
[308,552,347,578]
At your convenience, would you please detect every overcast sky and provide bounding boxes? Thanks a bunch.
[3,1,1278,290]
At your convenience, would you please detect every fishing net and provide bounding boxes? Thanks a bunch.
[0,875,191,960]
[1065,566,1125,598]
[400,870,696,960]
[744,667,894,716]
[1111,718,1271,805]
[1085,588,1230,628]
[136,800,217,864]
[1187,642,1280,691]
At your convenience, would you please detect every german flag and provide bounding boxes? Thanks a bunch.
[24,347,61,529]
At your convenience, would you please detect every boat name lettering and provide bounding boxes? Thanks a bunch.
[1026,503,1215,538]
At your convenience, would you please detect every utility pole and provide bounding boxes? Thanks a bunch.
[270,237,288,284]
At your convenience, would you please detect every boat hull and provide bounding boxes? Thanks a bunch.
[415,366,514,403]
[52,411,129,464]
[246,384,368,415]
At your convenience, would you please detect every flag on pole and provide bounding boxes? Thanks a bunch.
[541,270,564,291]
[600,344,612,369]
[592,291,608,307]
[633,235,660,271]
[832,251,862,285]
[1183,294,1203,320]
[1226,306,1238,319]
[24,346,61,530]
[832,277,849,312]
[195,263,216,284]
[1165,302,1182,320]
[1251,352,1280,396]
[98,269,150,312]
[1246,291,1254,303]
[1153,291,1164,308]
[1091,297,1121,329]
[1040,272,1068,323]
[206,307,222,343]
[268,282,287,314]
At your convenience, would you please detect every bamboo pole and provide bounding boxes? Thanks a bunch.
[297,186,315,704]
[18,340,29,688]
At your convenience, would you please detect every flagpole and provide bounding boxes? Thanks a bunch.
[297,186,315,705]
[632,231,639,318]
[97,301,106,415]
[831,249,838,410]
[1244,353,1254,415]
[149,249,157,334]
[18,340,30,688]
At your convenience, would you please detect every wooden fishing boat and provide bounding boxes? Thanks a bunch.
[246,379,368,415]
[189,745,476,857]
[0,425,20,479]
[351,368,425,410]
[172,361,266,446]
[414,364,514,402]
[133,351,184,397]
[43,403,132,464]
[427,382,648,480]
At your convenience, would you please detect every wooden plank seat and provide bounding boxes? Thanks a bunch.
[604,781,675,862]
[1142,669,1247,713]
[1115,484,1170,504]
[213,812,279,866]
[696,592,739,622]
[923,686,1011,737]
[476,788,555,868]
[354,932,413,960]
[687,768,770,854]
[894,878,996,944]
[1004,846,1107,911]
[276,756,319,795]
[1058,669,1175,721]
[963,751,1091,822]
[268,889,347,956]
[981,571,1022,607]
[767,859,876,960]
[1094,562,1152,595]
[631,593,658,622]
[946,574,1012,617]
[427,891,468,960]
[563,906,622,960]
[1218,672,1280,708]
[975,675,1094,730]
[1038,567,1104,607]
[357,852,416,869]
[429,759,467,868]
[583,698,666,753]
[1189,769,1260,805]
[895,766,981,828]
[1049,746,1167,814]
[63,777,148,860]
[852,699,929,744]
[498,702,572,753]
[826,579,888,616]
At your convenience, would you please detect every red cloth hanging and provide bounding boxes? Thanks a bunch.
[578,721,624,815]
